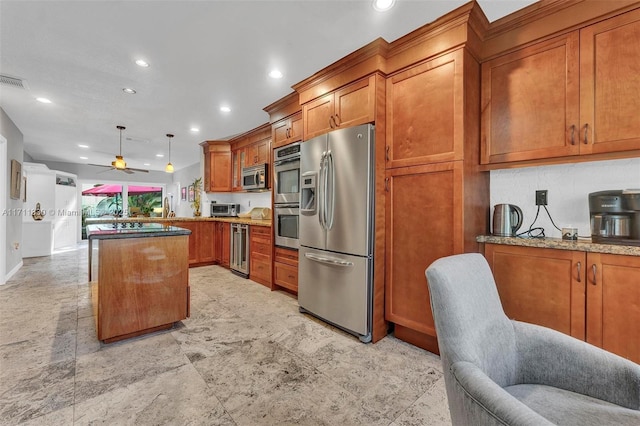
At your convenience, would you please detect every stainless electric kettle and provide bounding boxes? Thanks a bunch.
[493,204,523,237]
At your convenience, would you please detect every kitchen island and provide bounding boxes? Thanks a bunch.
[87,224,191,343]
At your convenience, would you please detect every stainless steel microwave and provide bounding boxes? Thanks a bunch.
[210,203,240,217]
[242,163,268,191]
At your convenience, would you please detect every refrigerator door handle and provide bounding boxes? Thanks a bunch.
[326,150,335,230]
[304,252,354,267]
[319,151,327,230]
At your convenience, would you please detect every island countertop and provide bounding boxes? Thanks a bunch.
[86,223,192,240]
[85,216,272,227]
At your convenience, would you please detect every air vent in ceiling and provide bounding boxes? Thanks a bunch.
[0,74,29,90]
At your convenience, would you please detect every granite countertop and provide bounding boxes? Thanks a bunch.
[85,216,272,227]
[477,235,640,256]
[86,223,192,240]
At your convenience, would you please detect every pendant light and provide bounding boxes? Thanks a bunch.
[165,133,174,173]
[113,125,127,170]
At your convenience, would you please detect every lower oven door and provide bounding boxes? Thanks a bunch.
[274,204,299,249]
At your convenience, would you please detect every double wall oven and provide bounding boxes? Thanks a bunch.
[273,143,300,249]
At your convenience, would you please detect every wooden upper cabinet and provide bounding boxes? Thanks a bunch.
[273,112,303,148]
[231,146,245,192]
[201,141,231,193]
[580,9,640,155]
[386,49,464,168]
[303,75,376,140]
[481,33,580,164]
[481,8,640,166]
[247,137,270,165]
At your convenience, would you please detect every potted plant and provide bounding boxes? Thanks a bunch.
[190,177,203,217]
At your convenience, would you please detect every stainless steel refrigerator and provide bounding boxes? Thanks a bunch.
[299,123,374,343]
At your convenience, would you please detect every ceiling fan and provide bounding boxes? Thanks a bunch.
[89,125,149,174]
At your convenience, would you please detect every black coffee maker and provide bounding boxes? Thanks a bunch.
[589,190,640,246]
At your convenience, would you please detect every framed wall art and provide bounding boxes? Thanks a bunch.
[188,185,195,202]
[181,186,187,201]
[10,159,21,200]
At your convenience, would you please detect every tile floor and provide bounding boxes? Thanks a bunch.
[0,242,452,425]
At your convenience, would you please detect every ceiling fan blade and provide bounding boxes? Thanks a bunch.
[123,169,135,174]
[126,167,149,173]
[88,163,112,169]
[96,167,115,174]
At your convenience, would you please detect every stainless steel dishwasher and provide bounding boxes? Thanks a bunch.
[230,223,249,278]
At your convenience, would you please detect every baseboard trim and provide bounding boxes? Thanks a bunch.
[3,260,23,284]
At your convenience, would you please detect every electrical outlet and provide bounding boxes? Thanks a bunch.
[535,190,548,206]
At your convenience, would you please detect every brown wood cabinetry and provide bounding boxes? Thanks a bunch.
[481,9,640,166]
[384,47,488,354]
[214,221,230,268]
[272,112,303,148]
[231,146,246,192]
[229,123,272,190]
[172,221,217,267]
[201,141,232,192]
[484,244,586,339]
[250,226,272,287]
[247,137,270,165]
[302,75,376,140]
[91,234,189,343]
[386,49,466,168]
[272,247,298,294]
[485,243,640,364]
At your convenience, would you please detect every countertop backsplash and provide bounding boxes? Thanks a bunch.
[490,158,640,239]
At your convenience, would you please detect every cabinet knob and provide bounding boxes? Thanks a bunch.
[385,177,390,192]
[385,145,390,161]
[591,264,597,285]
[576,261,581,283]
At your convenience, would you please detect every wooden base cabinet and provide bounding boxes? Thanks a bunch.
[485,244,640,364]
[215,222,230,268]
[272,247,298,294]
[250,226,272,287]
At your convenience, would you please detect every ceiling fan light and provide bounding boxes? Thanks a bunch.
[165,162,174,173]
[113,155,127,170]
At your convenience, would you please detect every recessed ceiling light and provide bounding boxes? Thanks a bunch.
[269,69,283,79]
[122,88,136,94]
[135,59,149,67]
[220,106,231,113]
[78,144,89,148]
[190,127,200,133]
[372,0,395,12]
[79,156,88,160]
[143,163,151,166]
[36,97,52,104]
[156,154,164,158]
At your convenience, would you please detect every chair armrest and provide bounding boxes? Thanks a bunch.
[450,361,555,426]
[513,321,640,410]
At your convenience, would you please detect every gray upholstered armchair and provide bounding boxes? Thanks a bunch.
[425,253,640,426]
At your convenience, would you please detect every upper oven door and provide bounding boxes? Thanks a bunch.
[274,158,300,204]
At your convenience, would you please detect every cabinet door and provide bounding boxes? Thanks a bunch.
[198,222,216,263]
[210,152,231,192]
[484,244,586,339]
[303,92,334,140]
[385,162,463,346]
[220,222,230,267]
[289,112,303,143]
[273,119,290,148]
[334,76,375,130]
[481,33,580,164]
[386,50,465,168]
[580,10,640,155]
[586,253,640,364]
[174,221,198,265]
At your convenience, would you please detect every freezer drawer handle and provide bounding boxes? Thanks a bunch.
[305,252,354,267]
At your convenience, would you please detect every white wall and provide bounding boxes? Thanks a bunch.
[0,135,6,284]
[490,158,640,239]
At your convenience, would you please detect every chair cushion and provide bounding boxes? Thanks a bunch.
[505,384,640,426]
